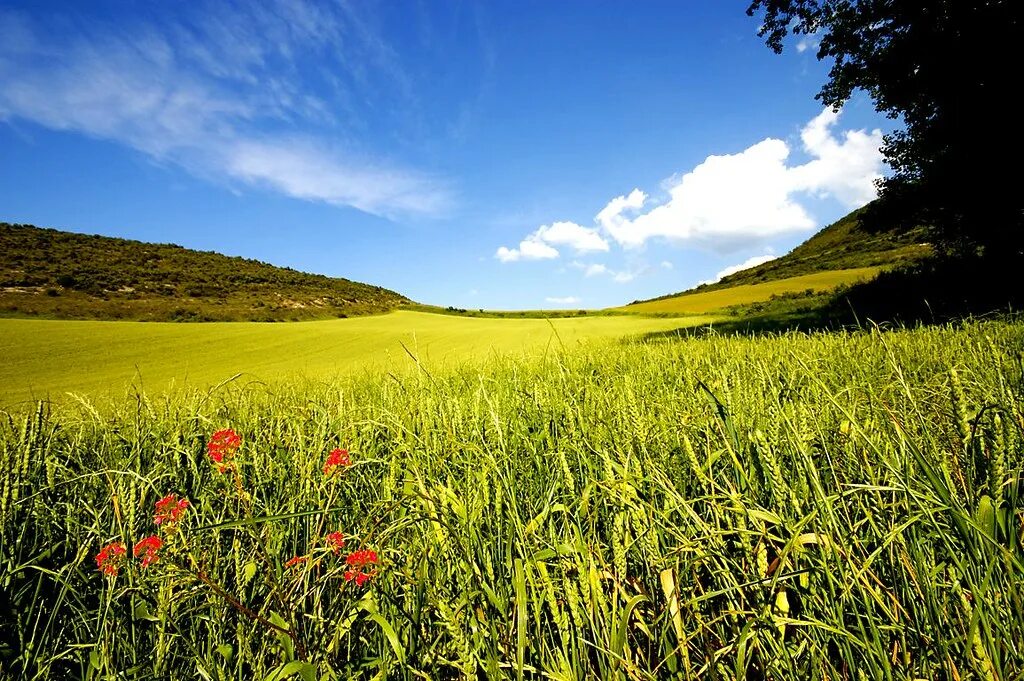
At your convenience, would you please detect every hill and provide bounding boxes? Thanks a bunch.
[623,204,932,315]
[0,222,410,321]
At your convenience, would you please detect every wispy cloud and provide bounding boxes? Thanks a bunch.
[0,3,452,218]
[570,260,653,284]
[545,296,581,305]
[795,34,821,54]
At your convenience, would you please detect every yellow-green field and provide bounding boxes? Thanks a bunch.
[620,267,881,314]
[4,318,1023,679]
[0,310,708,406]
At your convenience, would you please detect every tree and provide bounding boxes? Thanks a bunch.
[747,0,1024,259]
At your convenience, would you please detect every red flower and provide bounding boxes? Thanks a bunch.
[154,494,189,527]
[345,549,378,568]
[323,448,351,476]
[343,548,378,586]
[95,541,127,577]
[326,531,346,554]
[344,569,373,586]
[134,535,163,569]
[285,556,308,569]
[208,429,241,472]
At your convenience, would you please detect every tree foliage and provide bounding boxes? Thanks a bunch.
[748,0,1023,258]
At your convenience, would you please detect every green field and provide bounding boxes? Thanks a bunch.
[0,311,709,407]
[2,318,1022,679]
[621,267,881,315]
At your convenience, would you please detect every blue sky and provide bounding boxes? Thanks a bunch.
[0,1,890,309]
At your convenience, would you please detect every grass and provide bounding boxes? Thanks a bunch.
[1,317,1021,679]
[619,267,881,315]
[0,310,711,407]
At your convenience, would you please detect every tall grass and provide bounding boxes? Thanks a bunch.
[1,319,1022,679]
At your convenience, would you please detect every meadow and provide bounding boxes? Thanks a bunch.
[2,316,1022,679]
[0,311,708,408]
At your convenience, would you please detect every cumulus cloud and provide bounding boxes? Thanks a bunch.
[595,189,646,231]
[713,254,778,281]
[546,296,581,305]
[0,4,451,218]
[495,220,607,262]
[788,108,884,207]
[497,108,882,259]
[595,108,883,250]
[495,239,559,262]
[695,253,778,287]
[533,221,609,253]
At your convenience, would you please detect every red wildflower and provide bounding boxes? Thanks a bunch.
[134,535,163,569]
[326,531,346,554]
[207,428,241,473]
[154,494,189,527]
[285,555,308,569]
[345,549,378,568]
[323,448,351,476]
[343,548,378,586]
[95,541,127,577]
[344,569,373,586]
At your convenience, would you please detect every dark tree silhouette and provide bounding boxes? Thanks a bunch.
[748,0,1023,259]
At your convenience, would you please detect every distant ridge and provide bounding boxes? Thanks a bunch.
[0,222,410,321]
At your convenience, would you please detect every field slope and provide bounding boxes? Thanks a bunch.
[0,222,409,321]
[618,267,880,315]
[0,310,706,406]
[622,205,931,316]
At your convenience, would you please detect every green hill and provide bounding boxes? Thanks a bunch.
[0,222,410,321]
[624,205,932,314]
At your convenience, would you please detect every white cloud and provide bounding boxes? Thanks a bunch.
[713,254,778,282]
[495,238,559,263]
[595,189,647,234]
[534,221,609,253]
[0,5,451,218]
[226,139,448,216]
[788,108,883,207]
[545,296,581,305]
[660,260,674,269]
[796,34,820,53]
[594,108,883,251]
[569,260,650,283]
[495,220,607,263]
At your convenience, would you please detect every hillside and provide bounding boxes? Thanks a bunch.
[624,204,932,314]
[0,222,410,321]
[619,267,880,316]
